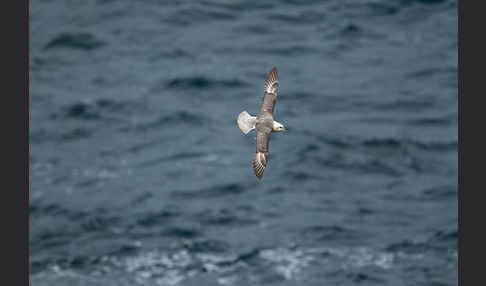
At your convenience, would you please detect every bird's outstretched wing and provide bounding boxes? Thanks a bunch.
[259,67,279,116]
[253,130,270,179]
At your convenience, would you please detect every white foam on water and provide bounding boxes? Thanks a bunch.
[31,245,410,286]
[155,270,184,286]
[217,275,238,286]
[307,246,395,270]
[30,265,110,286]
[346,247,394,269]
[260,248,314,280]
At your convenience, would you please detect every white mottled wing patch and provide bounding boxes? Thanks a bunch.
[237,111,256,134]
[264,67,279,95]
[253,152,267,179]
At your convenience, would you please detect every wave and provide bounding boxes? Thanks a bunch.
[120,111,206,134]
[44,32,106,51]
[30,245,414,285]
[170,183,248,200]
[53,99,137,122]
[313,134,457,153]
[193,209,259,227]
[302,225,359,242]
[165,77,248,90]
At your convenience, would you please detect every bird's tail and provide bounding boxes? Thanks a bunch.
[237,111,256,134]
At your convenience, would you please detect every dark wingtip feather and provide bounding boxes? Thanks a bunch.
[255,171,263,180]
[267,67,278,79]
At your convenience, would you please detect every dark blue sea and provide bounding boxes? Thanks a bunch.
[29,0,458,285]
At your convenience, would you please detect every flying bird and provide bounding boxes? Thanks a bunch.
[237,67,287,179]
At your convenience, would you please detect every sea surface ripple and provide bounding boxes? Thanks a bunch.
[30,0,457,285]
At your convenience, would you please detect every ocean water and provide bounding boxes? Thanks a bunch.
[29,0,458,285]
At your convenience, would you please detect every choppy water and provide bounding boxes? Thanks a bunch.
[29,0,458,285]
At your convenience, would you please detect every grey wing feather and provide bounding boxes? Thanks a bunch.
[253,130,270,179]
[255,130,270,153]
[259,67,279,116]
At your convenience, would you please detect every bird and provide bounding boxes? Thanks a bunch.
[237,67,287,180]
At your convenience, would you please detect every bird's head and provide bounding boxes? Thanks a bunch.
[272,121,287,132]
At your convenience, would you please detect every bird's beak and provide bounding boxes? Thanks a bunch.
[284,127,288,134]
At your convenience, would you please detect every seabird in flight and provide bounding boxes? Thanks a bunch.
[237,67,287,179]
